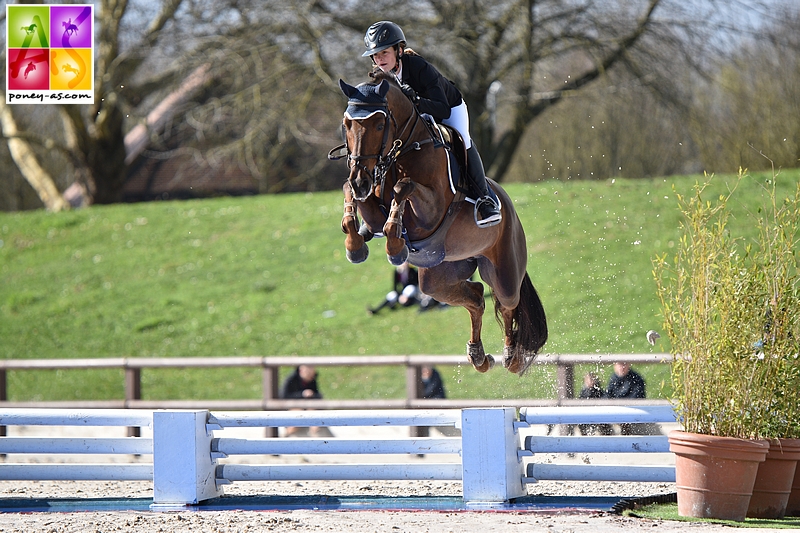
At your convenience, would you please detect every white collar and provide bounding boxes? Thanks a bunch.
[395,62,403,84]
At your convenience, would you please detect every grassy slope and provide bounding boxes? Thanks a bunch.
[1,170,796,403]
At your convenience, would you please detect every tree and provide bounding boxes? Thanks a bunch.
[687,6,800,173]
[3,0,796,211]
[0,0,195,206]
[311,0,789,182]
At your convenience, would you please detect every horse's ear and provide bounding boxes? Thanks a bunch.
[376,80,390,98]
[339,79,358,98]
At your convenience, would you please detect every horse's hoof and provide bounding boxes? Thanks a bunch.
[504,347,536,375]
[502,345,514,368]
[346,244,369,264]
[467,341,486,368]
[387,246,409,266]
[474,354,495,373]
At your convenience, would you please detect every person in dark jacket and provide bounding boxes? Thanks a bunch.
[362,20,501,228]
[606,362,654,435]
[421,366,446,399]
[280,365,332,437]
[578,372,613,436]
[280,364,322,400]
[416,366,458,442]
[367,262,420,314]
[606,362,646,400]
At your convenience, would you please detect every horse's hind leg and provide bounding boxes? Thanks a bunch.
[499,307,532,375]
[418,260,494,373]
[487,272,546,375]
[478,254,541,376]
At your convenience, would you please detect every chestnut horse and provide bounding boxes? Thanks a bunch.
[332,71,547,374]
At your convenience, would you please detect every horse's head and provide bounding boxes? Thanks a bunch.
[338,74,413,201]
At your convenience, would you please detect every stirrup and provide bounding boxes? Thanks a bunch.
[474,197,501,228]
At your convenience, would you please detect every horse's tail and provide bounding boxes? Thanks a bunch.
[495,272,548,355]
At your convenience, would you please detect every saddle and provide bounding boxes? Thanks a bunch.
[402,117,470,268]
[428,119,469,196]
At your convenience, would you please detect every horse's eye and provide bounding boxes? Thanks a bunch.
[376,123,384,131]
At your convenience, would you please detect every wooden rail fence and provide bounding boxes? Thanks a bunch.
[0,353,670,408]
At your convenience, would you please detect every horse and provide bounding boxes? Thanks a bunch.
[331,70,547,374]
[62,19,79,36]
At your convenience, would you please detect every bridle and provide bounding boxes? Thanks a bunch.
[328,89,435,202]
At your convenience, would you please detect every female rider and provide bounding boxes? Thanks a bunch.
[362,20,501,228]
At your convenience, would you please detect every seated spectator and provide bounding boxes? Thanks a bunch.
[606,362,646,400]
[416,366,459,440]
[368,263,444,314]
[606,362,658,435]
[422,365,446,399]
[281,364,322,400]
[280,365,332,437]
[578,372,614,436]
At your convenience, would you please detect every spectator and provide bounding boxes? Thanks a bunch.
[367,262,420,315]
[281,364,322,400]
[578,372,613,436]
[606,362,656,435]
[415,366,459,441]
[606,362,646,400]
[421,365,446,399]
[280,365,332,437]
[368,263,444,314]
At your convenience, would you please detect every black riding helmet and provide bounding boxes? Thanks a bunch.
[362,21,406,57]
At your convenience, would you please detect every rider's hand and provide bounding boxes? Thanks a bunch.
[400,84,419,103]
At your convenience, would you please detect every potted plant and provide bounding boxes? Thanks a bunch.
[653,172,800,522]
[744,178,800,519]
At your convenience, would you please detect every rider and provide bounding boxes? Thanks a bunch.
[362,20,502,228]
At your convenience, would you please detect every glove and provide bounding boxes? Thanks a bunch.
[400,84,419,103]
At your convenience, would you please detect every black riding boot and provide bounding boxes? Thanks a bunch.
[466,145,501,227]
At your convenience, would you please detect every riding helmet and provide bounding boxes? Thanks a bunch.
[362,21,406,57]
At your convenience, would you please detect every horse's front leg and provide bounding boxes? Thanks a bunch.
[382,178,415,265]
[382,198,408,265]
[341,184,369,264]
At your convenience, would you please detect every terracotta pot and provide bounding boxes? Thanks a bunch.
[787,465,800,517]
[748,438,800,519]
[668,430,770,522]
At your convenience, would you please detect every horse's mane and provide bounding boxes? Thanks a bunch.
[369,67,401,88]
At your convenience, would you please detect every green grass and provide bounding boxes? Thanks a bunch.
[626,503,800,528]
[1,170,797,403]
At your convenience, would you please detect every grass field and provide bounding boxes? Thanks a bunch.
[1,169,796,403]
[627,503,800,528]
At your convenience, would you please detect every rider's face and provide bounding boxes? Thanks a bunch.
[373,48,398,72]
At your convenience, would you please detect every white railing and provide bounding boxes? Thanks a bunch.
[0,405,679,506]
[519,405,678,483]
